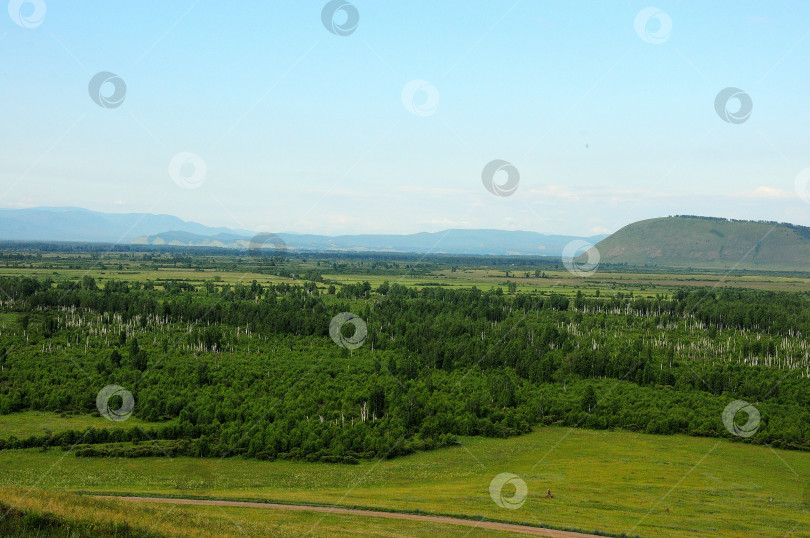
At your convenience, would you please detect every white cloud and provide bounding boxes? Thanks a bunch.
[735,186,795,199]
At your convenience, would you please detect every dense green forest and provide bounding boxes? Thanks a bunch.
[1,265,809,464]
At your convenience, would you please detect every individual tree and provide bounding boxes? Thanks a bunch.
[369,385,385,418]
[582,385,597,412]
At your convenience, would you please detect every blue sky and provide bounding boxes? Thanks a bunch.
[1,1,809,236]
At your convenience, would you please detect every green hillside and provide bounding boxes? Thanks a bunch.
[595,216,810,270]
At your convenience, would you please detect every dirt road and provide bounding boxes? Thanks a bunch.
[94,495,604,537]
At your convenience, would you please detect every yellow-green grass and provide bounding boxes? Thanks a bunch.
[6,259,810,296]
[322,272,640,296]
[0,487,515,537]
[0,267,300,287]
[1,427,808,537]
[426,268,810,294]
[326,268,810,296]
[0,411,174,439]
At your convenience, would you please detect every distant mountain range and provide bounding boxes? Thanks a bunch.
[7,208,808,268]
[0,207,254,244]
[0,207,606,256]
[132,229,608,256]
[595,215,810,270]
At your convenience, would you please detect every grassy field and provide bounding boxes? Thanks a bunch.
[6,256,810,296]
[0,411,173,439]
[0,487,520,537]
[1,426,808,537]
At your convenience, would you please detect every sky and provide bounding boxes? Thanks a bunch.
[1,1,810,237]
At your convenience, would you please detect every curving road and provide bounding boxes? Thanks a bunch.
[94,495,604,537]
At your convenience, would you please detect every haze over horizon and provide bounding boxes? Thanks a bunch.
[5,205,810,240]
[3,1,810,237]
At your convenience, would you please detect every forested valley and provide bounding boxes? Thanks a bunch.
[1,269,809,463]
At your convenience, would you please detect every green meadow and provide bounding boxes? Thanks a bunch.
[0,487,517,537]
[0,411,172,440]
[1,427,808,537]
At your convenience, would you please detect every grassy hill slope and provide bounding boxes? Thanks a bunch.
[1,427,808,537]
[595,216,810,270]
